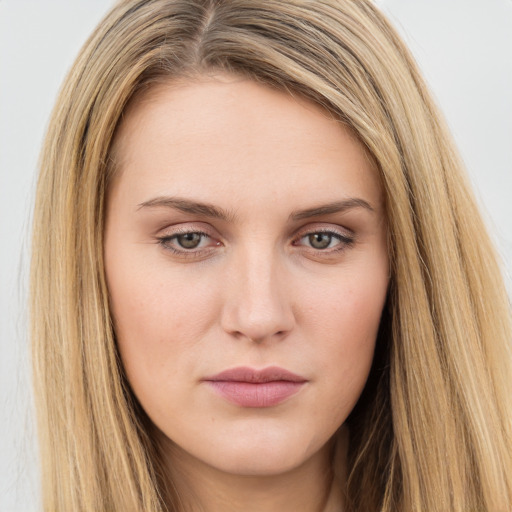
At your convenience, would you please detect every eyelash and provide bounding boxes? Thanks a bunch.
[156,227,355,258]
[156,229,217,258]
[294,229,354,253]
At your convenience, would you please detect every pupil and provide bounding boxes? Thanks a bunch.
[178,233,201,249]
[309,233,331,249]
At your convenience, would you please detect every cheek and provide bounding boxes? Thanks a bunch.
[105,247,221,383]
[300,263,388,419]
[303,264,387,354]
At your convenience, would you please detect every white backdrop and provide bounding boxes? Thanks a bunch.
[1,1,510,510]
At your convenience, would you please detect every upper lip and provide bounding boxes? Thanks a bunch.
[204,366,308,383]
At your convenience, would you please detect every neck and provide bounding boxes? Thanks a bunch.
[156,430,347,512]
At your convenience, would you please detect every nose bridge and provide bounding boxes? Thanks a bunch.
[221,242,294,342]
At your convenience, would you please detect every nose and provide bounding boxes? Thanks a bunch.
[220,246,295,344]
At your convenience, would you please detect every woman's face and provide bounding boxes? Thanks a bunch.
[105,74,389,477]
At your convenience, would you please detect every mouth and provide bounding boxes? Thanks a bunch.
[203,366,308,408]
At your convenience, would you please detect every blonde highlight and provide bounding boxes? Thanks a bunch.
[31,1,512,510]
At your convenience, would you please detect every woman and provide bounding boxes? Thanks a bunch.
[31,1,512,511]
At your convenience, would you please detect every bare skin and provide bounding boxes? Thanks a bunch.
[156,425,346,512]
[105,73,388,511]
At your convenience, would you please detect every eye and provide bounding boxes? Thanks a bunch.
[175,232,204,249]
[294,229,354,252]
[306,233,336,250]
[157,229,219,255]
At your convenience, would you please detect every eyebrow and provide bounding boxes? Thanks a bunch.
[137,196,235,221]
[137,196,374,222]
[289,198,374,221]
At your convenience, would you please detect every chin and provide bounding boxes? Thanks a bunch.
[194,426,328,477]
[209,449,312,477]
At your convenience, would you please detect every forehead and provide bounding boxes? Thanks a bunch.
[110,73,382,214]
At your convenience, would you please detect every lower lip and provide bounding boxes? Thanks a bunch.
[206,381,305,407]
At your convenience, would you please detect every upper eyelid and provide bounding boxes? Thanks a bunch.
[293,224,354,238]
[156,224,353,238]
[156,222,216,237]
[157,231,217,256]
[294,231,354,247]
[155,221,354,242]
[158,230,214,244]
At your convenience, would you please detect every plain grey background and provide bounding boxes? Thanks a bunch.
[1,1,511,510]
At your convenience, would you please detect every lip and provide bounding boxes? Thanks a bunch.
[203,366,308,408]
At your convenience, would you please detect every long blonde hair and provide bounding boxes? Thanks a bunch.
[31,1,512,510]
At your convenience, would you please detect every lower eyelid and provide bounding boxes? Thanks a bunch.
[295,231,353,244]
[156,228,353,254]
[163,232,208,245]
[156,230,223,256]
